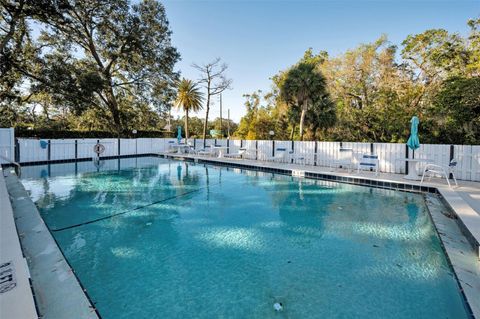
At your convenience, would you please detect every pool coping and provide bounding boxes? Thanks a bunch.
[2,154,479,318]
[0,169,38,319]
[2,168,99,319]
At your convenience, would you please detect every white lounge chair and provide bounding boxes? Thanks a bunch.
[165,140,177,153]
[357,153,379,176]
[268,147,290,162]
[291,152,306,164]
[330,148,354,172]
[224,148,246,159]
[421,159,458,188]
[197,145,215,156]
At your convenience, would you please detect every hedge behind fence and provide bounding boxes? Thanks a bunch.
[15,129,175,139]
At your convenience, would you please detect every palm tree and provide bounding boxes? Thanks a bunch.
[175,78,204,140]
[280,62,329,140]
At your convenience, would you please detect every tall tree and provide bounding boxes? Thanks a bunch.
[36,0,179,133]
[1,0,66,118]
[280,61,331,140]
[175,78,204,139]
[193,58,232,144]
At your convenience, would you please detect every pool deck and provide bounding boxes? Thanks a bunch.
[0,171,37,319]
[1,167,99,319]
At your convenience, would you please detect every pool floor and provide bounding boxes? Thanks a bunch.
[21,157,471,318]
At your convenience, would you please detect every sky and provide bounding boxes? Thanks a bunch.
[162,0,479,122]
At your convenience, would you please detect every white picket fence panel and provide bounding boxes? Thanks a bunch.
[273,140,292,163]
[257,140,273,161]
[228,139,242,155]
[374,143,406,174]
[293,141,315,165]
[243,140,257,160]
[77,139,98,159]
[316,141,341,167]
[18,139,48,162]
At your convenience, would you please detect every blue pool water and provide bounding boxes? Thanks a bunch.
[21,157,470,318]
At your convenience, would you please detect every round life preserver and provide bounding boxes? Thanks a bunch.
[93,143,105,155]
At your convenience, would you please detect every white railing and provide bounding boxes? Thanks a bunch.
[2,136,479,182]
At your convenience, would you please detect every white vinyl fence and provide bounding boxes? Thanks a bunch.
[1,131,479,182]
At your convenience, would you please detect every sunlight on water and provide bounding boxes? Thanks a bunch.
[20,157,471,319]
[197,227,266,251]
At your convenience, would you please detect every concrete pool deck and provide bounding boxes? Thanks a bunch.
[1,155,479,318]
[1,167,99,319]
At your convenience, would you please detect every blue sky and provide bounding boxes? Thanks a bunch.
[163,0,479,122]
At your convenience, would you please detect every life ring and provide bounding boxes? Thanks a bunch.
[93,143,105,155]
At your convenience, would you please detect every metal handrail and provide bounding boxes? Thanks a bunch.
[0,154,21,177]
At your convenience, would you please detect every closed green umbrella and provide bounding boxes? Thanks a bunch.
[177,126,182,144]
[407,116,420,155]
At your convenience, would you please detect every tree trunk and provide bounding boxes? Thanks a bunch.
[185,109,189,140]
[202,93,210,147]
[105,82,122,136]
[299,100,308,141]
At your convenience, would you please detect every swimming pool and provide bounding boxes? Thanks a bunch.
[20,157,471,318]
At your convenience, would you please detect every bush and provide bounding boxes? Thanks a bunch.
[14,129,175,139]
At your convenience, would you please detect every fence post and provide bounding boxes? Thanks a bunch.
[227,139,230,154]
[255,140,258,160]
[314,141,318,166]
[14,138,20,162]
[272,140,275,157]
[449,145,454,178]
[291,140,294,164]
[405,144,409,174]
[75,140,78,160]
[118,138,121,156]
[47,140,51,161]
[370,143,374,154]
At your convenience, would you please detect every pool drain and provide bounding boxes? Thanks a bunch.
[273,302,283,312]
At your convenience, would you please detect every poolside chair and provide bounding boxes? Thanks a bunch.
[224,148,246,159]
[166,140,177,153]
[421,159,458,188]
[290,151,306,164]
[197,145,215,156]
[330,148,354,172]
[267,148,290,162]
[185,143,198,155]
[357,153,379,176]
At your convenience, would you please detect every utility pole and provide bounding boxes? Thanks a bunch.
[227,108,231,138]
[219,93,223,136]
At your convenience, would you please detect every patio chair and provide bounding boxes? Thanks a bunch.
[357,153,379,176]
[267,148,290,162]
[224,148,246,159]
[330,148,354,172]
[166,140,177,153]
[197,145,215,156]
[185,143,198,155]
[290,151,306,164]
[420,159,458,188]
